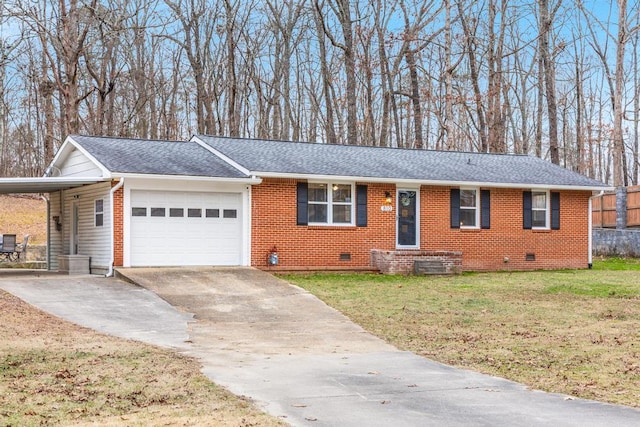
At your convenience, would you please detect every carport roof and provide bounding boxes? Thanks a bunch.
[0,177,105,194]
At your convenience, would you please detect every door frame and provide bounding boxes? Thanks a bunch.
[70,200,79,255]
[396,188,420,248]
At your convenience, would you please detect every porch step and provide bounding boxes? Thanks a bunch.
[370,249,462,275]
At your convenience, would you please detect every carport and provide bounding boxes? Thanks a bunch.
[0,177,105,270]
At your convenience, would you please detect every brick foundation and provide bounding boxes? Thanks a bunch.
[371,249,463,275]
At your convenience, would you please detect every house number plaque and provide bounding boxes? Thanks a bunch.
[381,205,393,212]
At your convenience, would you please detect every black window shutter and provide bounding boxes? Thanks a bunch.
[296,182,308,226]
[523,191,532,229]
[481,190,491,229]
[356,185,368,227]
[450,188,460,229]
[551,192,560,230]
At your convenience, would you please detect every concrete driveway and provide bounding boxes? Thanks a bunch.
[2,267,640,426]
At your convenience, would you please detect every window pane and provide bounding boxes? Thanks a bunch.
[205,209,219,218]
[532,192,546,209]
[308,204,327,223]
[460,208,476,227]
[95,199,103,213]
[308,183,327,202]
[95,213,103,227]
[223,209,237,219]
[169,208,184,217]
[188,208,202,218]
[460,189,476,207]
[132,207,147,217]
[150,208,165,217]
[533,210,546,227]
[332,184,352,203]
[333,205,351,223]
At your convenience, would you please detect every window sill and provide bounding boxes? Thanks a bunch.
[459,227,481,232]
[531,228,551,233]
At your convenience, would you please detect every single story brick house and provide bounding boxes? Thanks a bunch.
[0,135,610,274]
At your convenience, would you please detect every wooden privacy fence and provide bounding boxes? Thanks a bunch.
[592,186,640,228]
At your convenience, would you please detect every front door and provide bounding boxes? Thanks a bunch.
[397,190,418,247]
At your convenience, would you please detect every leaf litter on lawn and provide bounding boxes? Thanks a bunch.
[0,290,286,426]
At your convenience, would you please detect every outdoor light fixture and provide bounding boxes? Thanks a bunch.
[384,191,393,205]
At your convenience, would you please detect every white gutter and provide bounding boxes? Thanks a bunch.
[41,195,50,270]
[113,172,262,185]
[588,190,605,268]
[248,171,612,192]
[107,178,125,277]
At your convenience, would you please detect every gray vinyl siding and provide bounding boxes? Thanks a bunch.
[48,191,63,271]
[55,182,112,274]
[60,149,102,177]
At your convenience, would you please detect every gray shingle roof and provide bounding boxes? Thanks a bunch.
[195,135,609,189]
[70,135,248,179]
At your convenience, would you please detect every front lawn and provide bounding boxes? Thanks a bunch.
[283,258,640,408]
[0,290,285,426]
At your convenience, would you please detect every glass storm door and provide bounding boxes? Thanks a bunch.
[397,190,418,247]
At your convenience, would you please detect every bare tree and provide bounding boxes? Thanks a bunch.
[537,0,561,164]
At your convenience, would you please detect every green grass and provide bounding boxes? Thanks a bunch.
[592,256,640,271]
[281,259,640,408]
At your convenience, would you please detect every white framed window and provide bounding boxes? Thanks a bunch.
[459,188,479,228]
[94,199,104,227]
[532,190,549,229]
[308,182,354,225]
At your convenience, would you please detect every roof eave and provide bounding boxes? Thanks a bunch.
[47,136,112,178]
[249,171,610,192]
[0,177,107,194]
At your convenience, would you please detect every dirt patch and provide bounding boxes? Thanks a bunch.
[0,195,47,245]
[0,290,286,426]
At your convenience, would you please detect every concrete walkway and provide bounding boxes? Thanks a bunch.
[1,267,639,426]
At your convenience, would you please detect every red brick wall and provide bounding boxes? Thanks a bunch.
[251,179,591,271]
[421,186,590,271]
[112,183,124,267]
[251,179,396,269]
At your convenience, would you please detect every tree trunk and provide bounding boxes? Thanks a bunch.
[458,4,488,152]
[538,0,560,164]
[313,1,337,144]
[612,0,628,187]
[337,0,358,145]
[405,48,423,149]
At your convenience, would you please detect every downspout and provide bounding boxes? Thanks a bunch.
[41,195,50,270]
[107,178,124,277]
[588,190,605,269]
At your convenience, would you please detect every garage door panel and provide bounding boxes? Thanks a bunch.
[130,190,242,266]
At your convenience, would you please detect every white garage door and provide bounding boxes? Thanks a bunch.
[130,190,242,266]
